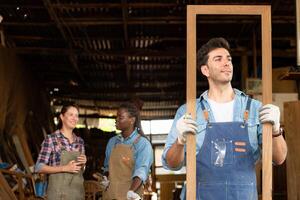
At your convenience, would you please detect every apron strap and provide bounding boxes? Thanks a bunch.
[243,97,252,123]
[200,100,210,123]
[131,134,142,149]
[133,135,141,144]
[113,134,141,148]
[200,97,252,124]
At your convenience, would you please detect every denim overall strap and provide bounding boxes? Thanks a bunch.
[195,98,257,200]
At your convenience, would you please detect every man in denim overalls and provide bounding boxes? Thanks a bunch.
[162,38,287,200]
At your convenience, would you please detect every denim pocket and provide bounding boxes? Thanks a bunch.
[197,182,256,200]
[227,182,256,200]
[197,182,226,200]
[210,139,233,167]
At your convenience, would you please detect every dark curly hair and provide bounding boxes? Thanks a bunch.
[197,37,230,70]
[119,102,145,137]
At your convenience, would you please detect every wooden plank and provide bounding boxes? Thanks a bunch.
[156,174,186,182]
[160,182,175,200]
[284,101,300,200]
[0,169,35,200]
[12,135,32,173]
[186,5,273,200]
[0,171,17,200]
[186,5,197,200]
[261,7,273,200]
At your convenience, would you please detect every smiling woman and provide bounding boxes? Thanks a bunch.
[35,103,87,200]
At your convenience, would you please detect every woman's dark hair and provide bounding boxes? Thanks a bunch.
[197,37,230,69]
[57,103,79,129]
[119,102,145,137]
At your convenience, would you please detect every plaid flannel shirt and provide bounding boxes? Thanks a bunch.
[35,130,85,172]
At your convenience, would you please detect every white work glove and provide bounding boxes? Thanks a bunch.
[176,114,198,145]
[259,104,280,134]
[99,176,110,190]
[127,190,141,200]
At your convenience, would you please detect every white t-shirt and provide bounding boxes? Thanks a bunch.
[207,98,234,122]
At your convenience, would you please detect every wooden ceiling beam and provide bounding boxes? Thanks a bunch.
[9,35,63,41]
[51,3,178,9]
[3,16,295,26]
[52,98,180,108]
[54,103,179,111]
[121,0,131,83]
[0,4,45,9]
[74,112,177,120]
[43,0,86,84]
[50,92,184,99]
[13,46,297,58]
[8,35,296,44]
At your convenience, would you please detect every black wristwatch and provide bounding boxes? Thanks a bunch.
[273,127,284,138]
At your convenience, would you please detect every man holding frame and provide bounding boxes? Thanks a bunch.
[162,37,287,199]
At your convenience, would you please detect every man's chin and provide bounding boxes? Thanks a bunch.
[219,79,232,84]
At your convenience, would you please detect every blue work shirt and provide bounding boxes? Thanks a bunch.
[162,89,262,171]
[103,129,153,183]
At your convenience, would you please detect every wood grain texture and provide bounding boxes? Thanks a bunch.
[186,5,197,200]
[284,101,300,200]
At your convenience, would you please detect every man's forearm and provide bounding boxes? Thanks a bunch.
[272,135,287,165]
[165,139,185,168]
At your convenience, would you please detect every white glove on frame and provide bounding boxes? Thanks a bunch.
[127,190,141,200]
[176,114,198,144]
[259,104,280,134]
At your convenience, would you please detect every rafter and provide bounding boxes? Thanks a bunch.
[12,46,297,58]
[42,0,86,84]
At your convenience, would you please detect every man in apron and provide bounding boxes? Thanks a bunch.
[162,38,287,199]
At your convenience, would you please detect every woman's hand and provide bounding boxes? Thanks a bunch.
[62,160,82,173]
[76,154,87,166]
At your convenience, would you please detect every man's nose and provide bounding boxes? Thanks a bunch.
[224,60,231,66]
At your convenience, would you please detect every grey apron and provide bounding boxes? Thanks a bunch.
[47,146,84,199]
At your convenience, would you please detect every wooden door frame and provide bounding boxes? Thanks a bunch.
[186,5,273,200]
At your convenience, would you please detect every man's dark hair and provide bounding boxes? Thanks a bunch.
[197,37,230,69]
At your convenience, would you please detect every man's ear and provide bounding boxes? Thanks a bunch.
[200,65,209,78]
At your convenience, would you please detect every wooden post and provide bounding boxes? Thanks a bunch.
[186,6,197,200]
[284,101,300,200]
[261,7,273,200]
[186,5,273,200]
[0,171,17,200]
